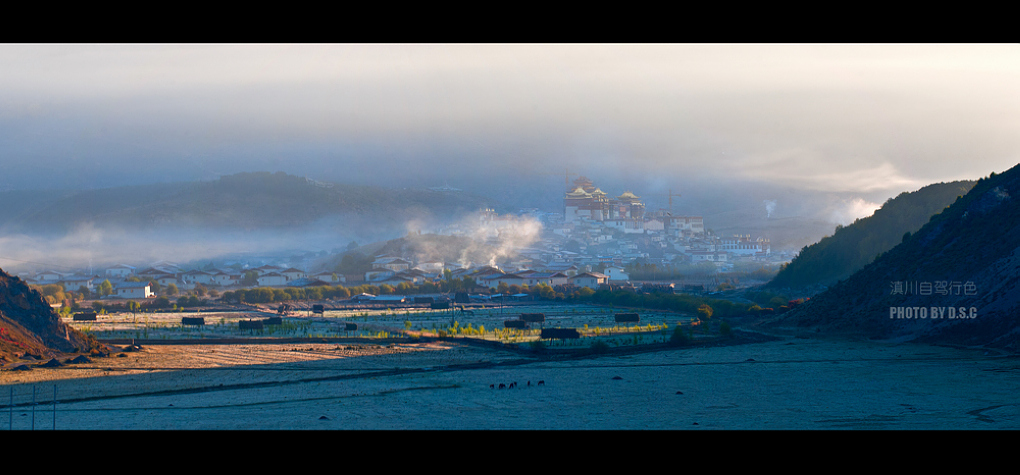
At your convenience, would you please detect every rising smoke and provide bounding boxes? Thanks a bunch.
[827,197,881,226]
[403,210,544,269]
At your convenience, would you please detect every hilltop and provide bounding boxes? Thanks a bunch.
[766,180,976,292]
[763,165,1020,350]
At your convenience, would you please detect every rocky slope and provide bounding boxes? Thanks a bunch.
[0,268,106,363]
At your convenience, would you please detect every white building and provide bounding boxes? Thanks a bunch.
[116,282,153,299]
[61,276,94,292]
[105,264,135,279]
[719,235,770,256]
[570,272,608,289]
[257,272,288,287]
[604,266,630,282]
[280,268,306,282]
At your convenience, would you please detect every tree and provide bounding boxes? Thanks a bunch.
[127,300,140,320]
[719,321,732,337]
[99,279,113,297]
[669,325,691,346]
[241,271,259,287]
[166,283,179,296]
[697,304,713,321]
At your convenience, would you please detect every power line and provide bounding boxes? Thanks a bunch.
[0,256,79,270]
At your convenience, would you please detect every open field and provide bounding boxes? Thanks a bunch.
[3,303,1018,429]
[66,304,698,347]
[3,334,1019,429]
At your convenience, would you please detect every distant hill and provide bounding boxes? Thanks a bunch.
[764,165,1020,350]
[0,172,496,233]
[766,180,976,292]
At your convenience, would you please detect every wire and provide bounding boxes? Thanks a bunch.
[0,256,79,271]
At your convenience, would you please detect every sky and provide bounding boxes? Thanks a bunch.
[1,43,1017,219]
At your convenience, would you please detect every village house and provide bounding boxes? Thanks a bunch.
[61,276,94,292]
[37,270,69,283]
[521,272,569,287]
[570,272,608,290]
[280,268,306,282]
[604,266,630,282]
[210,272,240,287]
[254,265,284,276]
[115,282,153,299]
[257,272,288,287]
[312,272,344,284]
[372,257,411,272]
[155,274,179,287]
[182,270,216,286]
[105,264,135,279]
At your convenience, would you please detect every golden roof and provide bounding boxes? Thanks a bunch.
[566,187,591,198]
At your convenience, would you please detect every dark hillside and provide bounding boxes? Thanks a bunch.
[0,267,106,362]
[766,180,975,291]
[765,165,1020,350]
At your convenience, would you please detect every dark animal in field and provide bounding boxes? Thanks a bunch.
[490,384,494,389]
[499,383,506,389]
[538,380,545,386]
[520,313,546,323]
[614,313,639,323]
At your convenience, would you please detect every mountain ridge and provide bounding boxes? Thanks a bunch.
[765,165,1020,350]
[766,180,976,292]
[0,171,497,233]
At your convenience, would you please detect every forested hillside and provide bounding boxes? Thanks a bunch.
[766,180,975,291]
[765,165,1020,350]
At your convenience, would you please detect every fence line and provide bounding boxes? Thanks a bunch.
[5,385,57,430]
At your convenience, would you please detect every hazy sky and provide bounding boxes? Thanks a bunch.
[1,43,1017,203]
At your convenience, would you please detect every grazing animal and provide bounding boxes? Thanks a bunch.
[538,380,545,386]
[527,381,531,387]
[499,383,506,389]
[490,384,494,389]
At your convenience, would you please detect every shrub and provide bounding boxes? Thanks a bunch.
[669,325,690,346]
[590,340,610,354]
[719,321,732,337]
